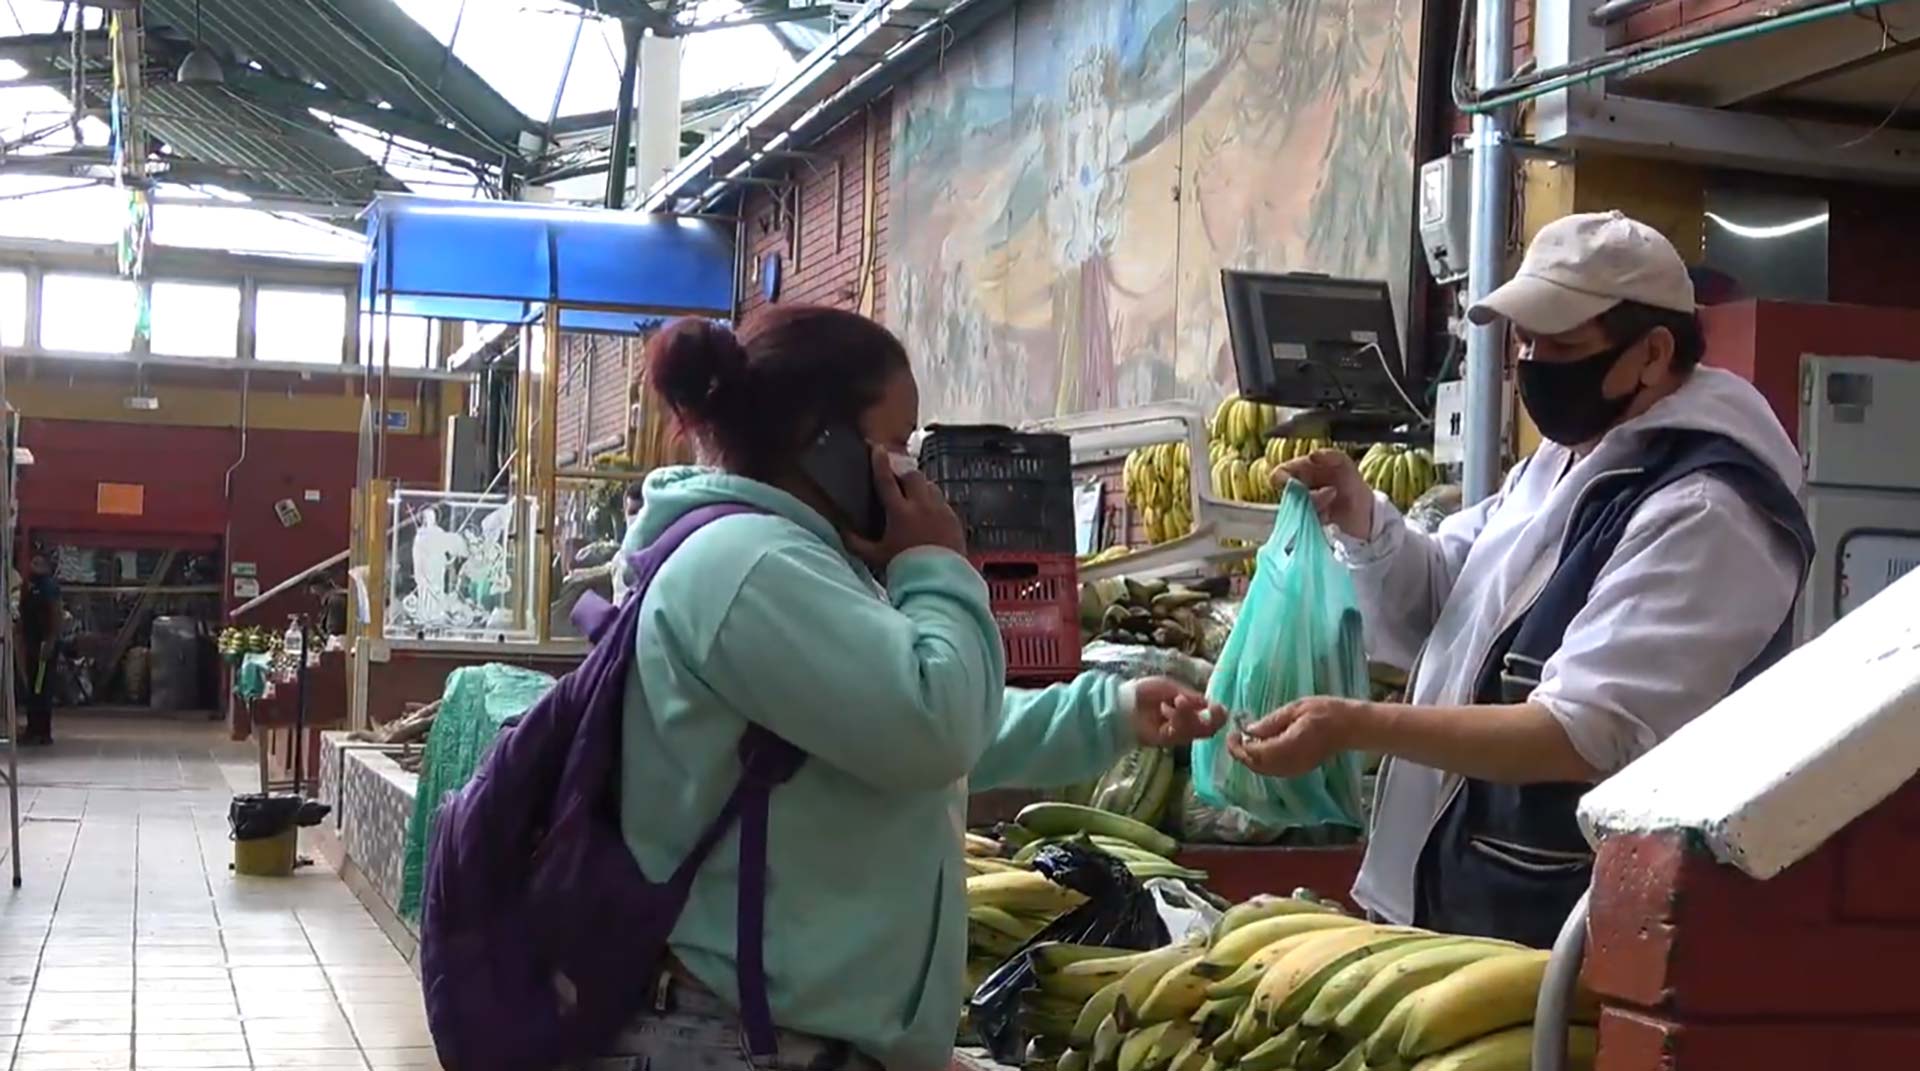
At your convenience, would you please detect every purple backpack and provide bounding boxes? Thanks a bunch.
[420,504,803,1071]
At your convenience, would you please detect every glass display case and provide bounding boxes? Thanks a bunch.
[383,489,540,644]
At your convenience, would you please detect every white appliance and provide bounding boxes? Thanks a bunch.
[1798,355,1920,641]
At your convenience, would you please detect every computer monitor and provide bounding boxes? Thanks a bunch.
[1220,270,1417,419]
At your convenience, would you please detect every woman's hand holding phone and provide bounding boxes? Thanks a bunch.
[847,446,967,571]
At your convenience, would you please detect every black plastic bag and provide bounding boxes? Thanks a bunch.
[967,842,1171,1063]
[228,793,331,841]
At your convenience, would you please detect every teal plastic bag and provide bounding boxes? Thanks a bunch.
[1192,480,1369,833]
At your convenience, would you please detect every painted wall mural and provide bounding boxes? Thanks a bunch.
[888,0,1420,422]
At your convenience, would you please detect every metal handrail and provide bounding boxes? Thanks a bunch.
[1533,889,1593,1071]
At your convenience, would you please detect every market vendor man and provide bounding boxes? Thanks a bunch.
[1236,211,1814,947]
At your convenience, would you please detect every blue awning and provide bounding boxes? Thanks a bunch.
[359,195,734,334]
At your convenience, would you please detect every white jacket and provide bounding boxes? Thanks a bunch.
[1337,367,1805,924]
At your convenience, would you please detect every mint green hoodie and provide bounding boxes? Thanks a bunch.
[619,466,1133,1071]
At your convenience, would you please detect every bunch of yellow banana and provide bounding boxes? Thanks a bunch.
[1265,436,1333,468]
[1124,442,1194,546]
[1014,891,1601,1071]
[1210,394,1283,460]
[1358,444,1439,514]
[1081,545,1134,568]
[1209,453,1277,506]
[963,803,1211,1000]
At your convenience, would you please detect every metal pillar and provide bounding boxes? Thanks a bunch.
[604,18,644,210]
[1463,0,1515,504]
[634,31,684,200]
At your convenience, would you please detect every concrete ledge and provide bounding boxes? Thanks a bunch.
[1579,567,1920,880]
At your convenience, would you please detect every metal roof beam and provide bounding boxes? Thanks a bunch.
[0,32,104,64]
[306,0,536,149]
[0,149,370,208]
[224,68,499,163]
[643,0,998,212]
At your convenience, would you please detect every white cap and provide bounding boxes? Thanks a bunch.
[1468,210,1695,335]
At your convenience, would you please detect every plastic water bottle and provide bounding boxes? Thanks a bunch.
[283,617,303,670]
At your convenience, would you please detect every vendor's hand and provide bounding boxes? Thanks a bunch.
[1275,449,1374,540]
[847,446,967,571]
[1226,696,1373,778]
[1127,677,1227,748]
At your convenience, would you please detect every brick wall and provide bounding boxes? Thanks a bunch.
[1608,0,1761,45]
[1585,778,1920,1071]
[736,98,891,323]
[555,332,638,467]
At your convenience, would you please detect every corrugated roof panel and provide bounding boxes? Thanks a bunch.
[140,0,532,154]
[143,84,398,204]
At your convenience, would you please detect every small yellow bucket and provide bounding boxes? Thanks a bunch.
[233,829,298,877]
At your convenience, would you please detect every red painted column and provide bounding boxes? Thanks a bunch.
[1585,778,1920,1071]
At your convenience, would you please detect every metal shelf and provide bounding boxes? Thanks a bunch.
[1021,402,1282,583]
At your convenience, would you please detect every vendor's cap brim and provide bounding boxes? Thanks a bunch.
[1467,275,1620,336]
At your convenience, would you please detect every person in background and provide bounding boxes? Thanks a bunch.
[306,568,350,641]
[601,305,1225,1071]
[611,481,647,605]
[17,553,59,746]
[1239,211,1811,948]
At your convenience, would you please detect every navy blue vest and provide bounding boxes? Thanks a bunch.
[1413,429,1814,948]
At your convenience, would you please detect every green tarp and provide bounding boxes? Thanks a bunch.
[398,663,557,921]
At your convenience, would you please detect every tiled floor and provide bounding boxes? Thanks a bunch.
[0,713,435,1071]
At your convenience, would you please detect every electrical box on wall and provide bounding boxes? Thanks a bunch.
[1417,152,1472,285]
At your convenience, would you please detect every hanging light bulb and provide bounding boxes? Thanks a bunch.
[176,0,224,85]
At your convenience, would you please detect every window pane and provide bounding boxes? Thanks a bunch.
[42,274,135,353]
[151,281,239,358]
[255,288,347,364]
[360,313,435,369]
[0,272,24,347]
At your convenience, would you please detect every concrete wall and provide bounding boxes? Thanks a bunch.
[886,0,1424,424]
[7,360,452,622]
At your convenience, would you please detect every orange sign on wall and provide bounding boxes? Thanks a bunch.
[96,482,145,517]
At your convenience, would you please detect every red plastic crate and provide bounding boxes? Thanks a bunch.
[974,552,1081,682]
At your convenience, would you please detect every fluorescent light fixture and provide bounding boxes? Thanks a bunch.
[0,60,27,82]
[1705,211,1830,240]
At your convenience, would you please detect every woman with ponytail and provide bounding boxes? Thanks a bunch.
[598,305,1223,1071]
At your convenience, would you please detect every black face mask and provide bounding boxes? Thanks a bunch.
[1517,338,1643,446]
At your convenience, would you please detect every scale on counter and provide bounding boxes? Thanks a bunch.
[1220,270,1425,442]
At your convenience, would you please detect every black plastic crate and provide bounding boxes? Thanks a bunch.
[920,425,1075,554]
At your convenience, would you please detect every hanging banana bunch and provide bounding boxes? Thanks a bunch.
[1123,441,1194,545]
[1208,394,1281,461]
[1358,444,1440,513]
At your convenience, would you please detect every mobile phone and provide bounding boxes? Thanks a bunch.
[799,424,884,541]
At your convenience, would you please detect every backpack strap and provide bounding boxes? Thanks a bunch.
[574,503,807,1055]
[733,725,805,1057]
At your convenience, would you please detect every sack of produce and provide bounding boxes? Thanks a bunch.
[967,841,1171,1064]
[1079,641,1214,692]
[1407,482,1464,534]
[1174,779,1286,846]
[1190,481,1369,833]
